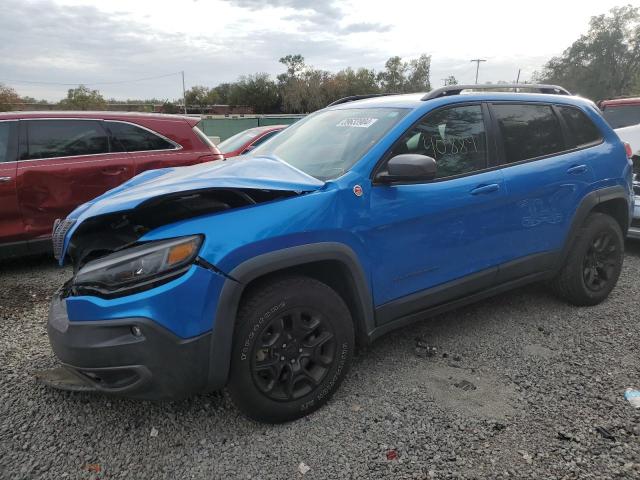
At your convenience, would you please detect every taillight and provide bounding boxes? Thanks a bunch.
[624,142,633,159]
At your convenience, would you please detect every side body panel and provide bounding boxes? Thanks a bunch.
[500,147,596,257]
[366,170,507,306]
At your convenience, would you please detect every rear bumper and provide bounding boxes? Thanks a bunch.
[628,195,640,239]
[628,225,640,239]
[47,294,212,400]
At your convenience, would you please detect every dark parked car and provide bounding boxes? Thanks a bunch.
[47,84,632,422]
[217,125,286,158]
[0,111,223,259]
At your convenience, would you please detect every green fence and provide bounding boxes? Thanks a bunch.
[197,115,305,142]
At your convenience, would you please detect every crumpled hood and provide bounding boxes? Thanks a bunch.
[58,156,324,263]
[67,156,324,221]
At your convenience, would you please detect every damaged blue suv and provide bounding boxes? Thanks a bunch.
[48,84,633,422]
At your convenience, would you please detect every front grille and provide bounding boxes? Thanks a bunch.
[52,219,76,260]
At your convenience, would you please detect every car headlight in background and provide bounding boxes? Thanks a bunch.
[73,235,203,296]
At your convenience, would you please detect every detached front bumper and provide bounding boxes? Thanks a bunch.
[47,294,212,399]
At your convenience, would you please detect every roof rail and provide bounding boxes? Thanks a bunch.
[327,93,398,107]
[421,84,571,101]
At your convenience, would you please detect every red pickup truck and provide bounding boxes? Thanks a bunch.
[600,97,640,129]
[0,111,223,259]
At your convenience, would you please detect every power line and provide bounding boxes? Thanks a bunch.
[2,71,183,87]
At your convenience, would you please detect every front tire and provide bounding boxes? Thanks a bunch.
[552,212,624,306]
[227,276,354,423]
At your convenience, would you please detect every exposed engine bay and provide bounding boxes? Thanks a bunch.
[65,188,299,272]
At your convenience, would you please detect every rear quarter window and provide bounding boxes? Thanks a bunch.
[558,106,602,148]
[106,121,177,152]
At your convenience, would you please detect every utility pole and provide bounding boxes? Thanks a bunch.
[515,68,521,84]
[181,71,187,115]
[470,59,486,84]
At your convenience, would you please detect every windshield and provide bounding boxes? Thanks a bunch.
[602,105,640,129]
[249,108,409,180]
[218,129,261,153]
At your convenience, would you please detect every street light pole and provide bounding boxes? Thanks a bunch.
[470,59,486,84]
[181,71,187,115]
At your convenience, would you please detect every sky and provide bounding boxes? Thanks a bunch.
[0,0,634,102]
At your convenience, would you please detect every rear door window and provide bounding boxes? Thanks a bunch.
[22,120,109,160]
[106,121,176,152]
[492,104,564,164]
[558,106,602,148]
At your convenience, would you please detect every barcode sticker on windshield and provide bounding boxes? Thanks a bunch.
[336,118,378,128]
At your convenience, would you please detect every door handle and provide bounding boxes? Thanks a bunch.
[0,176,11,183]
[101,168,126,176]
[567,164,588,175]
[470,183,500,195]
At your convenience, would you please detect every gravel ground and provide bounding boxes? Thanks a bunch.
[0,246,639,480]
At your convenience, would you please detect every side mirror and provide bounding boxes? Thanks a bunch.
[376,154,437,183]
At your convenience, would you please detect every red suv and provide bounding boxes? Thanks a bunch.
[0,111,223,259]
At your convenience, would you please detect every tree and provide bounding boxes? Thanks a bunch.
[278,54,306,80]
[214,83,233,105]
[59,85,106,110]
[161,101,180,114]
[377,55,432,93]
[277,54,309,113]
[0,84,20,111]
[406,54,431,92]
[331,67,380,98]
[184,85,218,112]
[228,73,280,113]
[20,95,48,105]
[536,5,640,99]
[378,56,407,93]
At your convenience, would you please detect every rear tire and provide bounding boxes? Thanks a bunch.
[552,212,624,306]
[227,276,354,423]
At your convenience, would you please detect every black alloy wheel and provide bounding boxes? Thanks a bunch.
[251,307,336,401]
[582,231,618,292]
[552,212,623,306]
[227,276,354,423]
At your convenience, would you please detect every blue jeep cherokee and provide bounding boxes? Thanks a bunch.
[48,84,633,422]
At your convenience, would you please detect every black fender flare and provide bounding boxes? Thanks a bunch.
[557,185,630,270]
[206,242,374,390]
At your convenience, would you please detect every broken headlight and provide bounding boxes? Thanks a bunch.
[73,235,203,296]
